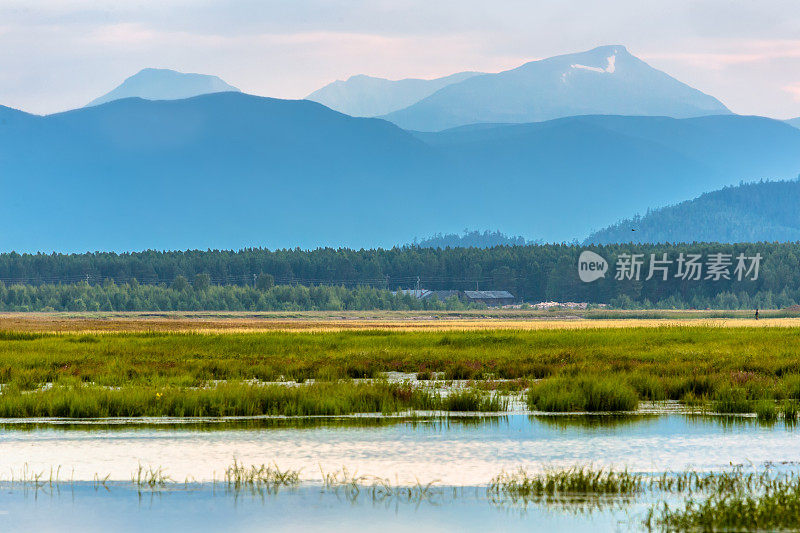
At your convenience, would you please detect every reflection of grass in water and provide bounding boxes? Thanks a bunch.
[647,470,800,531]
[0,414,512,433]
[319,466,442,505]
[488,492,634,516]
[530,413,653,429]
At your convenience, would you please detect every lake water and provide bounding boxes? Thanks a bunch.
[0,482,647,533]
[0,414,798,531]
[1,415,798,484]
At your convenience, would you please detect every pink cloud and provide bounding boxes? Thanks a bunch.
[783,83,800,101]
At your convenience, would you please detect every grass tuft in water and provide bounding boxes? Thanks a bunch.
[781,400,799,424]
[754,400,777,423]
[488,467,642,499]
[648,474,800,531]
[438,389,508,412]
[711,386,752,414]
[650,466,779,495]
[224,459,300,490]
[527,377,638,412]
[132,464,172,487]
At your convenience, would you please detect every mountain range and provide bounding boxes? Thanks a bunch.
[86,68,240,107]
[3,45,800,252]
[586,180,800,244]
[382,45,730,131]
[83,46,730,131]
[306,72,482,117]
[788,117,800,129]
[2,92,800,252]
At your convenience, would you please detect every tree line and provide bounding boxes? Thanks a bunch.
[0,281,482,312]
[0,242,798,309]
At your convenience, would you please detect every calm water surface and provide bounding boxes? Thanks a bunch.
[1,415,797,484]
[0,482,652,533]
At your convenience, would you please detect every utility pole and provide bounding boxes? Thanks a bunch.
[253,273,257,289]
[416,276,420,291]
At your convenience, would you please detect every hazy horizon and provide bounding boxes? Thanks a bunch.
[2,1,800,118]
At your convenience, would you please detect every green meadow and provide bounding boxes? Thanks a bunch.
[2,325,800,417]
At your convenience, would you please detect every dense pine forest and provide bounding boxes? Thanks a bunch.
[0,242,798,310]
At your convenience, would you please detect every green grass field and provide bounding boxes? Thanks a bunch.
[2,324,800,417]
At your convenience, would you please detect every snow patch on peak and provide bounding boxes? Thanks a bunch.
[570,54,617,74]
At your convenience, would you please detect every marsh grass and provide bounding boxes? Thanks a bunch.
[0,326,797,388]
[527,377,639,412]
[488,467,643,499]
[4,326,800,415]
[439,389,508,412]
[0,381,505,418]
[650,467,780,495]
[754,400,778,423]
[132,464,171,487]
[712,386,752,414]
[782,400,799,424]
[648,475,800,531]
[224,459,300,491]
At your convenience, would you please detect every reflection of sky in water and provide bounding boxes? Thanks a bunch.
[0,484,646,533]
[0,415,797,484]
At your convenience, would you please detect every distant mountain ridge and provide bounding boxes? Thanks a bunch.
[586,179,800,244]
[306,72,482,117]
[86,68,240,107]
[2,93,800,252]
[413,230,530,248]
[382,45,731,131]
[789,117,800,129]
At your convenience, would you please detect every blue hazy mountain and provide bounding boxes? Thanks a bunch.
[383,45,731,131]
[413,230,529,248]
[2,93,800,252]
[412,115,800,241]
[789,117,800,129]
[86,68,240,107]
[306,72,482,117]
[586,180,800,244]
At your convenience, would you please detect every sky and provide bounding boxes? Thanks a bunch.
[1,0,800,118]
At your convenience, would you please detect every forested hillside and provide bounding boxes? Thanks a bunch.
[587,180,800,244]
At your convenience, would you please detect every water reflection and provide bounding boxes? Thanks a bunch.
[530,414,655,429]
[0,482,639,532]
[2,414,800,485]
